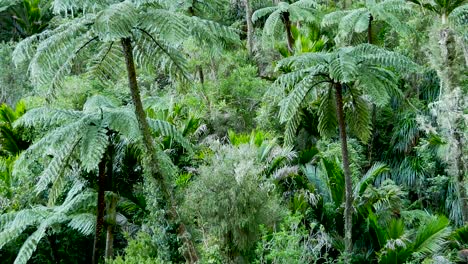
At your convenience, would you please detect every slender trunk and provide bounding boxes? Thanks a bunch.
[105,145,116,260]
[438,25,468,223]
[92,159,107,264]
[105,193,118,260]
[197,65,204,84]
[121,38,199,263]
[454,130,468,223]
[282,12,294,54]
[367,15,376,165]
[335,83,353,263]
[47,234,60,264]
[244,0,254,56]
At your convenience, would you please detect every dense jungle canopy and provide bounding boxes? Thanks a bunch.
[0,0,467,263]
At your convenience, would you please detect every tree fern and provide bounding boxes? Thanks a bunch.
[322,0,413,45]
[0,180,96,264]
[274,44,417,144]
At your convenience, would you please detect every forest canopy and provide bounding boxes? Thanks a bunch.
[0,0,467,263]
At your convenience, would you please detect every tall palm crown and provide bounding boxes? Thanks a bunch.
[322,0,413,44]
[252,0,317,53]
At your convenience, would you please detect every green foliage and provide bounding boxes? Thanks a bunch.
[108,232,165,264]
[0,42,31,105]
[0,180,96,264]
[252,0,318,48]
[182,142,284,262]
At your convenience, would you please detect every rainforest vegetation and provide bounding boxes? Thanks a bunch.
[0,0,466,263]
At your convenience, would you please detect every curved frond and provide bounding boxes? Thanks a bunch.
[252,6,278,23]
[68,213,96,236]
[148,119,193,152]
[13,226,46,264]
[93,1,137,41]
[318,89,338,138]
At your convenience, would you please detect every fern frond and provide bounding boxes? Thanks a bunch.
[35,135,81,194]
[148,119,193,152]
[87,41,126,86]
[13,107,81,129]
[13,226,47,264]
[133,30,190,81]
[252,6,277,23]
[68,213,96,236]
[284,112,302,146]
[184,15,240,46]
[279,74,325,122]
[329,49,358,83]
[104,107,141,140]
[93,1,137,41]
[80,125,109,172]
[0,225,28,249]
[346,93,371,142]
[318,89,338,138]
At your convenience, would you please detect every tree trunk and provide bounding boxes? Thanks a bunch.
[92,159,107,264]
[121,37,199,263]
[454,130,468,223]
[367,15,376,165]
[105,144,116,261]
[438,27,468,223]
[47,234,60,264]
[244,0,254,56]
[335,83,353,263]
[105,193,118,260]
[282,12,294,54]
[197,65,204,84]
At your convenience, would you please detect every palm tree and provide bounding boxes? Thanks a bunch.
[12,1,237,262]
[322,0,413,45]
[252,0,317,54]
[0,180,97,264]
[13,95,192,263]
[274,43,416,261]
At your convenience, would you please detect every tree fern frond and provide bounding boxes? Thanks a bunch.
[252,6,277,23]
[329,50,358,83]
[284,112,302,146]
[449,4,468,27]
[14,108,81,129]
[133,30,190,81]
[52,0,111,15]
[352,43,419,71]
[83,95,118,112]
[93,1,137,41]
[87,41,126,86]
[279,74,325,123]
[140,9,186,43]
[0,226,28,249]
[80,125,109,172]
[68,213,96,236]
[346,93,371,142]
[13,226,46,264]
[318,89,338,138]
[35,136,81,194]
[104,108,141,140]
[184,15,240,46]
